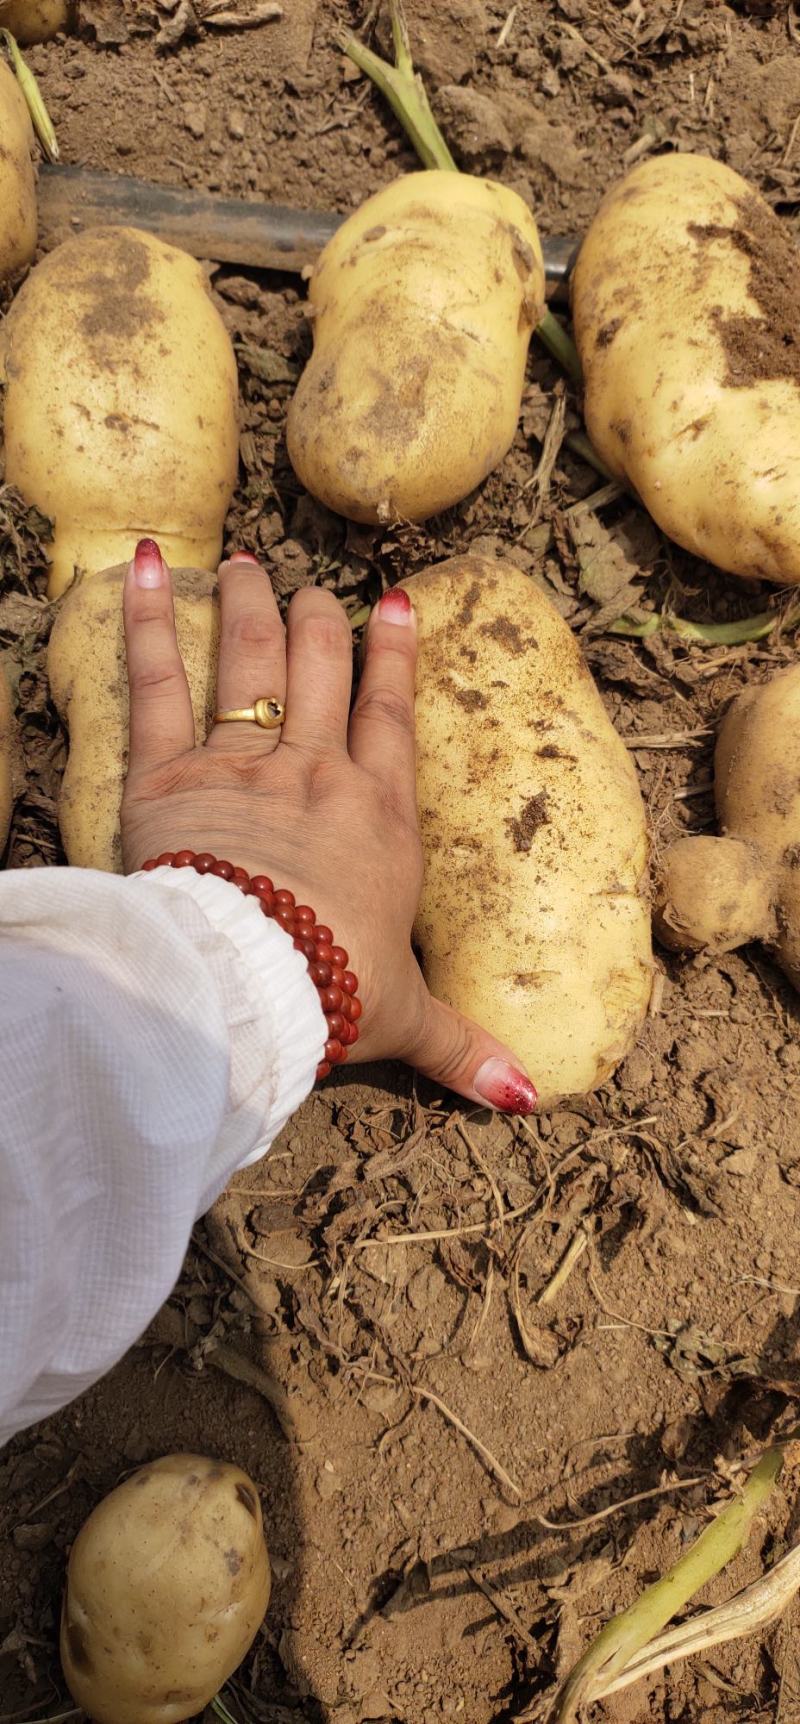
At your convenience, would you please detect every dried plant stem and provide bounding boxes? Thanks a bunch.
[367,1368,521,1497]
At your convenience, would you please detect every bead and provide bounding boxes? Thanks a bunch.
[211,859,234,880]
[342,972,358,995]
[316,1060,331,1082]
[330,946,348,968]
[295,905,314,922]
[349,997,363,1022]
[326,1011,346,1037]
[343,1020,359,1046]
[321,985,343,1012]
[156,852,175,867]
[309,961,332,987]
[276,906,296,928]
[330,966,345,987]
[295,936,316,959]
[324,1038,343,1064]
[315,942,333,964]
[232,867,250,889]
[250,876,274,896]
[193,853,216,874]
[313,925,333,945]
[141,858,158,871]
[275,888,295,908]
[173,849,196,867]
[258,894,276,916]
[339,994,353,1021]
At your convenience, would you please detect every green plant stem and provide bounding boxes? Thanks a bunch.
[551,1445,784,1723]
[211,1698,239,1724]
[610,605,800,645]
[1,30,58,162]
[341,2,583,385]
[340,25,456,172]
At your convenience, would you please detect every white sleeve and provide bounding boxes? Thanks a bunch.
[0,865,325,1446]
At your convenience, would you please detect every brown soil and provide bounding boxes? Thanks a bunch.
[3,4,800,1723]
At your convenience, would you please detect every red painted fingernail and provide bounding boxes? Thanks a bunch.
[378,588,413,625]
[227,550,262,565]
[133,538,166,588]
[472,1058,538,1115]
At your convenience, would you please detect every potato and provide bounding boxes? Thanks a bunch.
[0,0,73,40]
[572,153,800,585]
[0,658,16,854]
[287,169,545,525]
[0,226,239,598]
[0,57,36,283]
[48,565,218,871]
[403,555,652,1102]
[655,664,800,986]
[61,1453,271,1724]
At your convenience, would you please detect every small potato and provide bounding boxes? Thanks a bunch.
[1,226,239,597]
[48,565,218,871]
[0,57,36,283]
[0,658,15,854]
[0,0,73,40]
[61,1453,271,1724]
[654,664,800,986]
[403,556,652,1103]
[572,154,800,585]
[288,170,545,524]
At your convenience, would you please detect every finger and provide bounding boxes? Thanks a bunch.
[123,538,195,772]
[408,991,538,1115]
[208,552,286,756]
[282,587,354,754]
[349,588,417,804]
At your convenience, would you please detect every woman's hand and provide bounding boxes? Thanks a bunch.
[121,538,537,1113]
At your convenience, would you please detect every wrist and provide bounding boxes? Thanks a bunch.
[139,849,362,1082]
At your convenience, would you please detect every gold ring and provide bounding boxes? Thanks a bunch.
[214,697,286,729]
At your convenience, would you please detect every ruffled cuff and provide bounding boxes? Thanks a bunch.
[131,866,325,1189]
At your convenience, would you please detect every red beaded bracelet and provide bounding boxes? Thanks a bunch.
[140,849,362,1083]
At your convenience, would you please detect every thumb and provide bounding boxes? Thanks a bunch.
[409,993,538,1116]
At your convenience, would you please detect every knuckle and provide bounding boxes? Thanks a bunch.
[355,686,414,734]
[129,663,182,697]
[296,609,351,657]
[227,606,283,651]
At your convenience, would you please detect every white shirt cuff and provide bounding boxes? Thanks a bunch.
[132,866,326,1190]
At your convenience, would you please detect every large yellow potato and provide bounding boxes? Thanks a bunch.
[0,0,72,39]
[0,226,239,597]
[655,664,800,987]
[61,1453,271,1724]
[0,57,36,282]
[48,565,218,871]
[403,556,652,1102]
[0,658,15,854]
[572,154,800,585]
[287,170,545,524]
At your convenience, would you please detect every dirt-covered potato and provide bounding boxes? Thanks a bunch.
[572,153,800,585]
[655,664,800,987]
[0,658,15,855]
[402,555,652,1103]
[48,565,219,871]
[287,169,545,524]
[0,0,73,39]
[0,226,239,598]
[60,1453,271,1724]
[0,58,36,283]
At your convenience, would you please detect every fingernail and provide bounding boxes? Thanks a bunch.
[226,550,262,566]
[472,1058,538,1115]
[378,588,413,626]
[133,538,166,588]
